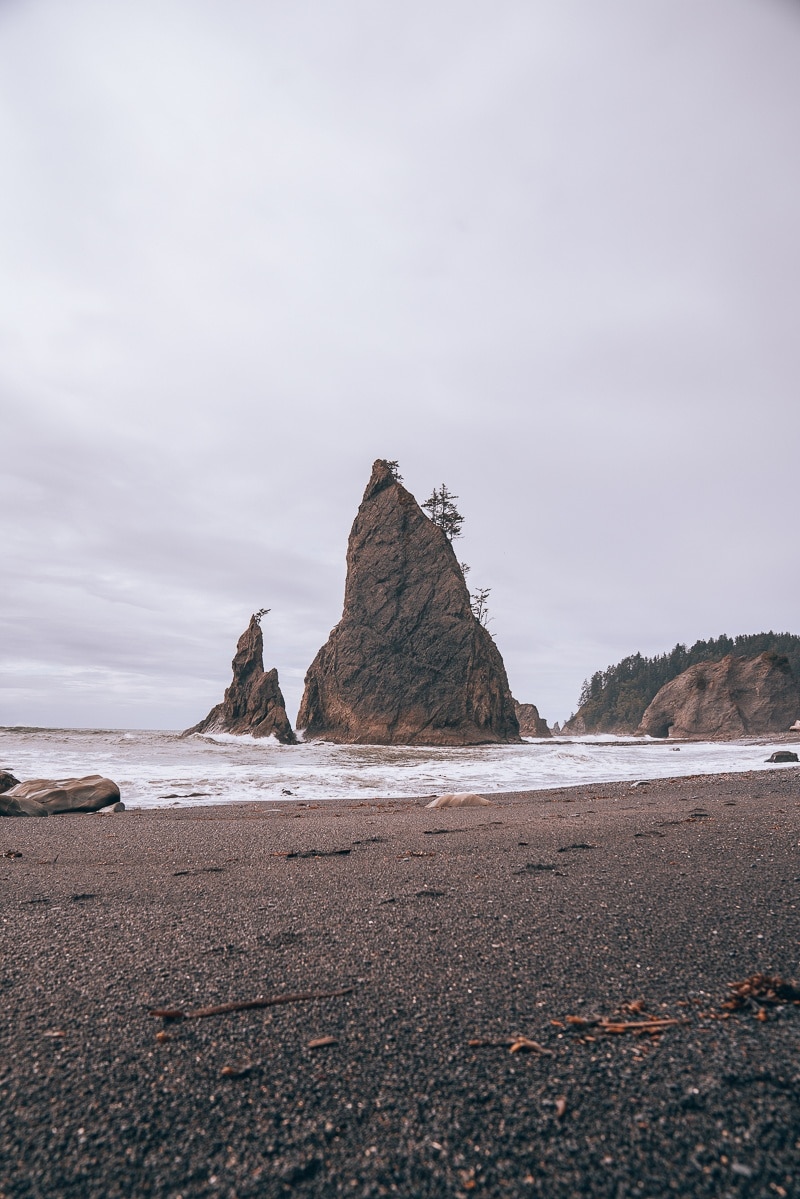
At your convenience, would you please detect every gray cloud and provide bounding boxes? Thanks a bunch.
[1,0,799,729]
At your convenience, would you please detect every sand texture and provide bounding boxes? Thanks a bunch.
[2,768,799,1197]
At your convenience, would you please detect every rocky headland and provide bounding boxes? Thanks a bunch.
[183,615,296,743]
[297,460,520,745]
[638,651,800,739]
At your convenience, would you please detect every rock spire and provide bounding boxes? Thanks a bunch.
[297,460,520,745]
[183,615,296,743]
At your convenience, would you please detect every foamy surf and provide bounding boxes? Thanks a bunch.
[0,727,796,810]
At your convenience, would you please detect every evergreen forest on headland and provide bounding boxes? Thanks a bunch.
[572,632,800,733]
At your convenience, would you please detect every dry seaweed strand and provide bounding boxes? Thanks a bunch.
[723,973,800,1009]
[468,1036,553,1055]
[149,985,354,1022]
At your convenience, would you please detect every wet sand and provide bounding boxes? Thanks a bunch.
[1,767,799,1198]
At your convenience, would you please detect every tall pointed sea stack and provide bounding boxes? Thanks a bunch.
[183,615,296,743]
[297,460,520,745]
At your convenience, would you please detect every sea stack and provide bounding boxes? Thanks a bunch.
[183,615,296,743]
[638,652,800,739]
[514,702,551,738]
[297,460,520,745]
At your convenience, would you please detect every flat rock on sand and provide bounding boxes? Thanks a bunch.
[1,768,798,1198]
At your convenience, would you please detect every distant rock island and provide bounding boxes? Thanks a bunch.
[565,631,800,735]
[637,652,800,739]
[183,614,296,743]
[514,702,551,738]
[297,460,521,745]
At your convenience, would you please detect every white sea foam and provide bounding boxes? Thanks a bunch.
[0,726,796,810]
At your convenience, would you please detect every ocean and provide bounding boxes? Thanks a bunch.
[0,727,795,809]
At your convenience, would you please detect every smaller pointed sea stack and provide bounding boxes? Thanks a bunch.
[514,702,551,738]
[297,460,520,745]
[184,616,296,743]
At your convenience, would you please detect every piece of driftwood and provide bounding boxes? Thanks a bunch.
[149,986,354,1021]
[565,1013,687,1035]
[271,848,351,859]
[468,1036,553,1055]
[596,1018,685,1034]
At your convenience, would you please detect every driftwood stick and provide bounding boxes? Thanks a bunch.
[597,1018,686,1034]
[150,986,354,1021]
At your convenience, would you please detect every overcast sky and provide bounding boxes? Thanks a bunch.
[2,0,799,731]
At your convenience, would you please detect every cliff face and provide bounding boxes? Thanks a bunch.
[184,616,296,743]
[297,460,520,745]
[638,652,800,739]
[514,702,551,738]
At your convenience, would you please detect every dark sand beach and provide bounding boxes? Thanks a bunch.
[2,768,798,1198]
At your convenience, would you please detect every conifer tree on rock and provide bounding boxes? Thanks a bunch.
[183,614,296,743]
[297,460,520,745]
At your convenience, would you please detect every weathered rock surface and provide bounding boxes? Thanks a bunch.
[514,702,551,738]
[2,775,120,815]
[0,770,20,794]
[767,750,798,763]
[0,792,49,817]
[790,720,800,732]
[425,792,494,809]
[638,653,800,739]
[297,461,520,746]
[183,616,296,743]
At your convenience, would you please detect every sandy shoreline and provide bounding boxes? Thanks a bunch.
[2,767,799,1197]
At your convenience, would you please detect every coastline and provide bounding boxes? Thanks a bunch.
[3,726,799,812]
[2,766,798,1197]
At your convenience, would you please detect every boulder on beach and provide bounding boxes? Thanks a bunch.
[790,720,800,732]
[1,775,120,816]
[0,770,20,794]
[766,750,799,763]
[297,460,520,746]
[514,702,551,738]
[183,614,296,743]
[638,653,800,739]
[0,792,49,817]
[426,792,494,809]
